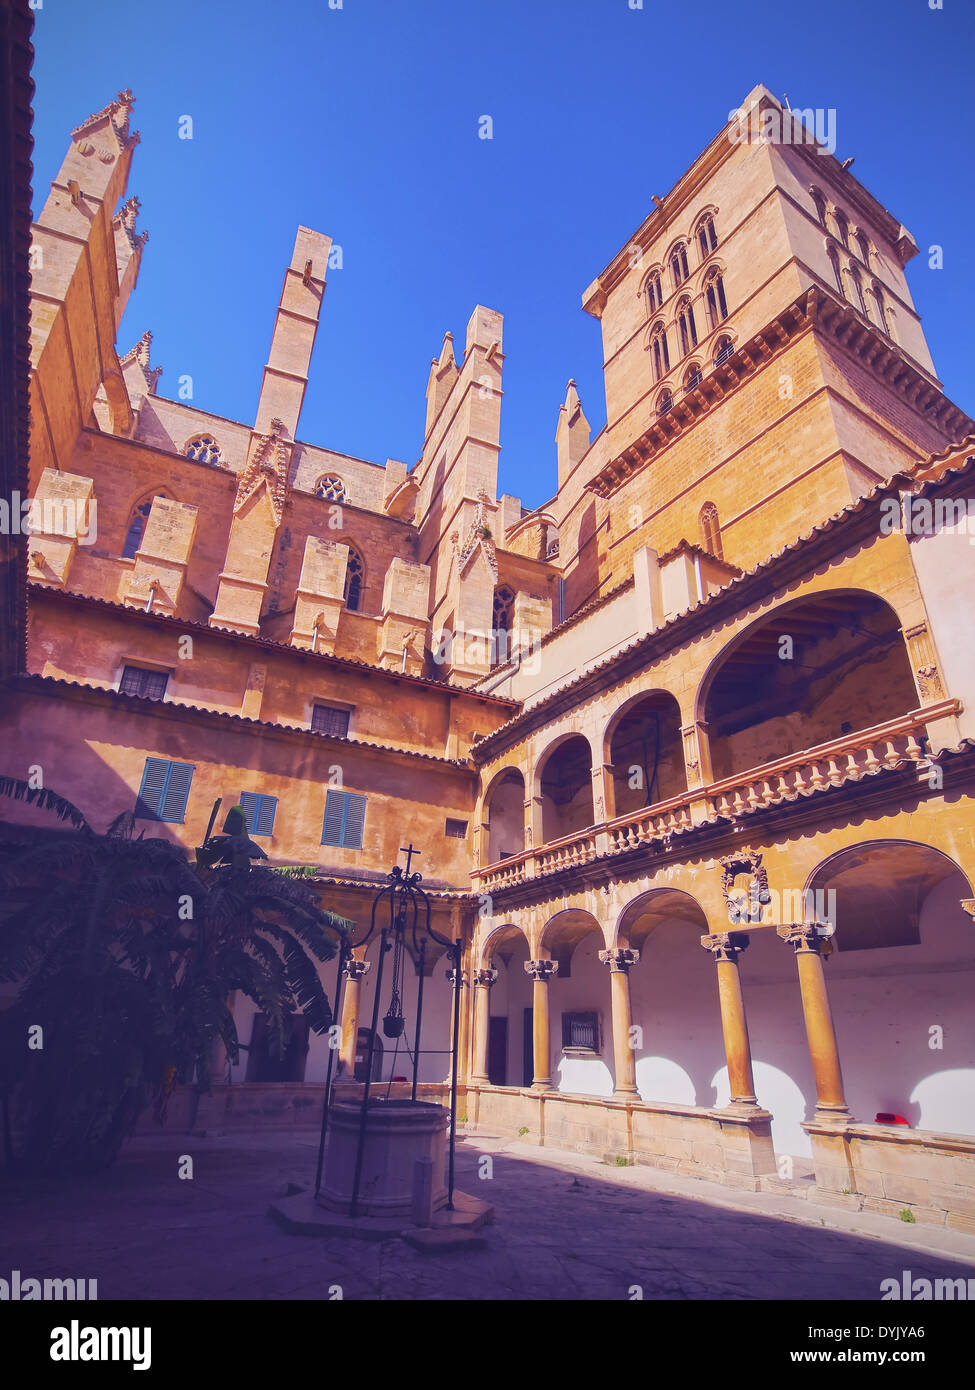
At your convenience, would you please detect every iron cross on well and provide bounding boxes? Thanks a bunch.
[400,843,421,875]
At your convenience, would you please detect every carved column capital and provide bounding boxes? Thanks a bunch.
[525,959,558,982]
[777,921,833,956]
[342,957,371,982]
[700,931,750,962]
[445,967,469,987]
[474,968,499,989]
[598,947,640,973]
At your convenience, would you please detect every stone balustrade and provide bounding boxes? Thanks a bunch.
[472,701,957,891]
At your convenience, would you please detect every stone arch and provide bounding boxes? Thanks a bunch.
[602,689,685,820]
[540,908,613,1098]
[694,588,921,782]
[533,731,596,843]
[478,765,526,867]
[612,887,723,1108]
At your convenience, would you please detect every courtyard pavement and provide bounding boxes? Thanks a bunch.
[2,1129,975,1300]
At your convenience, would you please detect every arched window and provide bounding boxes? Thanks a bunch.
[649,323,670,383]
[704,271,728,331]
[811,189,828,228]
[684,364,702,393]
[697,215,718,260]
[872,281,889,334]
[850,265,868,317]
[122,499,155,559]
[699,501,723,559]
[713,334,734,366]
[344,548,363,611]
[827,246,844,295]
[833,210,850,248]
[657,388,674,416]
[183,435,221,466]
[493,585,514,632]
[645,270,663,312]
[676,297,698,356]
[670,241,689,290]
[856,231,871,266]
[316,474,347,503]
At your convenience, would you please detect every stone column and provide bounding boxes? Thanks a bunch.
[777,923,850,1119]
[336,956,370,1081]
[700,932,758,1105]
[471,968,499,1084]
[524,959,558,1089]
[598,947,640,1098]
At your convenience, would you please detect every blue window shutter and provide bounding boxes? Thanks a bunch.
[342,792,366,849]
[322,791,345,847]
[240,791,276,836]
[136,758,169,820]
[256,795,276,837]
[322,790,366,848]
[159,761,194,823]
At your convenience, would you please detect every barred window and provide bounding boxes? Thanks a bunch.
[311,704,351,738]
[119,665,169,700]
[562,1011,599,1053]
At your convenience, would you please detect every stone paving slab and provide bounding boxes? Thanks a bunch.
[1,1130,974,1300]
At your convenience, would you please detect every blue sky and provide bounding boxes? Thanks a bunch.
[31,0,975,510]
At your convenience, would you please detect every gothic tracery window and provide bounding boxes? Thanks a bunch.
[645,270,663,312]
[699,501,723,559]
[184,435,221,466]
[316,474,347,503]
[697,214,718,260]
[122,499,154,559]
[828,245,844,295]
[704,270,728,331]
[713,335,734,365]
[344,548,363,611]
[657,388,674,416]
[872,281,890,334]
[650,323,670,383]
[671,241,690,289]
[677,297,698,356]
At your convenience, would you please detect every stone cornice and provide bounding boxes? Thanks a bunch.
[585,288,970,502]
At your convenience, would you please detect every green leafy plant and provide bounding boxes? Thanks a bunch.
[615,1155,629,1167]
[900,1208,916,1223]
[0,781,349,1174]
[518,1124,530,1136]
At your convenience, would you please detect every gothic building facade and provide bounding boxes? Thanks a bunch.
[6,82,975,1228]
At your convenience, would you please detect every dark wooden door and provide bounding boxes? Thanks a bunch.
[487,1016,507,1086]
[523,1006,534,1087]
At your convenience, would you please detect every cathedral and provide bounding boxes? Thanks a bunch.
[6,78,975,1230]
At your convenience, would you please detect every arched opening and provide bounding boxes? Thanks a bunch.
[704,269,728,331]
[541,910,611,1098]
[481,924,532,1087]
[702,591,919,782]
[699,500,722,558]
[483,768,525,865]
[344,548,363,611]
[537,735,594,842]
[606,691,685,818]
[316,474,347,502]
[121,495,166,560]
[184,435,221,466]
[615,889,721,1107]
[805,842,975,1133]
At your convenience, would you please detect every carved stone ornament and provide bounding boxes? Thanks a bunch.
[718,850,772,926]
[524,959,558,982]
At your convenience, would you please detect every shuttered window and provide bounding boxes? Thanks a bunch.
[120,666,169,700]
[135,757,194,823]
[311,704,351,738]
[322,790,366,849]
[239,791,277,837]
